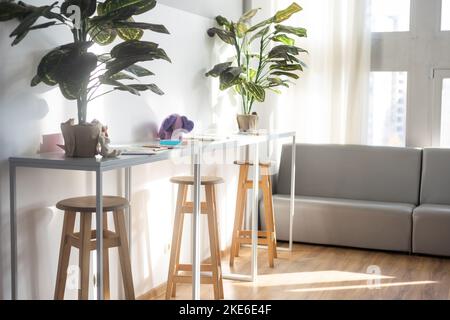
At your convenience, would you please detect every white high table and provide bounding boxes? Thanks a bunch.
[9,131,296,300]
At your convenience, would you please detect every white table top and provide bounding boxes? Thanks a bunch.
[9,131,295,172]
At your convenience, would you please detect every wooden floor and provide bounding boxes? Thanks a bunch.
[154,243,450,300]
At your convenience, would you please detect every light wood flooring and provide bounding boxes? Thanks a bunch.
[154,243,450,300]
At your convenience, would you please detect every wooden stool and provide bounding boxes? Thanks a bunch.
[166,176,224,300]
[54,196,135,300]
[230,161,277,268]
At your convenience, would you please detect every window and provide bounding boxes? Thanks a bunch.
[370,0,410,32]
[442,0,450,31]
[367,72,408,147]
[440,79,450,146]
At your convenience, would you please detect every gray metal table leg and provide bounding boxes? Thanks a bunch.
[95,169,104,300]
[251,143,260,282]
[192,143,201,300]
[289,135,296,251]
[10,163,17,300]
[125,167,132,249]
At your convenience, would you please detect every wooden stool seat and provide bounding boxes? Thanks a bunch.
[166,176,224,300]
[170,176,224,185]
[54,196,134,300]
[230,161,278,268]
[56,196,129,212]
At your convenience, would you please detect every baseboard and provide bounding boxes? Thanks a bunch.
[137,247,231,300]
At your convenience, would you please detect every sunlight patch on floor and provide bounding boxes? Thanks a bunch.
[232,270,395,287]
[288,281,438,293]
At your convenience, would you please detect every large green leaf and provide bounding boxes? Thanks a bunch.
[275,25,307,38]
[115,18,144,41]
[246,17,273,33]
[100,76,140,95]
[109,72,136,81]
[215,15,231,28]
[35,42,96,90]
[105,48,170,77]
[114,21,170,34]
[235,22,248,38]
[88,21,117,45]
[0,2,32,21]
[125,64,154,77]
[111,40,159,58]
[239,8,260,23]
[61,0,96,18]
[270,63,303,72]
[59,81,81,100]
[219,67,243,90]
[207,27,236,45]
[272,34,295,46]
[9,3,59,46]
[243,81,265,102]
[119,84,164,95]
[267,77,289,88]
[268,45,306,60]
[205,62,233,77]
[270,71,300,79]
[98,0,156,16]
[273,2,302,23]
[57,52,98,100]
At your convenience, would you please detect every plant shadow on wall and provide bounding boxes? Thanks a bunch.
[0,0,171,157]
[206,2,307,133]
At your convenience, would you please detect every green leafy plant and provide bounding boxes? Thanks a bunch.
[206,2,307,115]
[0,0,170,124]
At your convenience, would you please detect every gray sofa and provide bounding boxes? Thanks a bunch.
[413,149,450,256]
[270,144,450,257]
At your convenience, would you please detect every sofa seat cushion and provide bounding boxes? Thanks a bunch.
[413,205,450,257]
[269,195,414,252]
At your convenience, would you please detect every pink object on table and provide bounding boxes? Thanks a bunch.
[40,133,64,153]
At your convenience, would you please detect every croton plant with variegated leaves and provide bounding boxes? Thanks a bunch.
[206,2,307,115]
[0,0,170,124]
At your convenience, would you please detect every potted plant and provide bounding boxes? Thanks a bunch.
[0,0,170,157]
[206,2,307,132]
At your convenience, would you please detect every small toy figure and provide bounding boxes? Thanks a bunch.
[158,114,194,140]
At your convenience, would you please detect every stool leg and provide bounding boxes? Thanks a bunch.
[54,211,76,300]
[166,184,187,299]
[230,164,248,267]
[211,186,224,299]
[79,212,92,300]
[206,185,221,300]
[113,209,135,300]
[262,173,275,268]
[267,174,278,258]
[103,212,110,300]
[171,185,187,298]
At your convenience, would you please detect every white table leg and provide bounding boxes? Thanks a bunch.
[10,163,17,300]
[289,135,296,251]
[251,143,259,282]
[95,169,104,300]
[125,167,132,249]
[192,143,201,300]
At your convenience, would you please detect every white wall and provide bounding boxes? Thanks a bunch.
[159,0,243,20]
[0,1,243,299]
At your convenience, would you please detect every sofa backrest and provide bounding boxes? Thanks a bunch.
[420,148,450,205]
[277,144,422,205]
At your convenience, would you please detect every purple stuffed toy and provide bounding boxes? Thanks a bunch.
[159,114,194,140]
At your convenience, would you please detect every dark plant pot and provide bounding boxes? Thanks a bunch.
[61,120,101,158]
[237,114,259,133]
